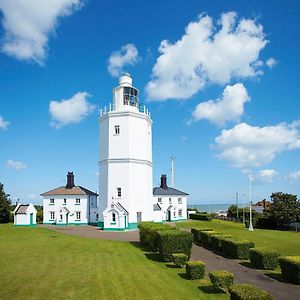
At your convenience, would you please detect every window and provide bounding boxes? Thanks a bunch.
[60,214,63,220]
[50,199,54,204]
[63,198,67,205]
[50,212,55,220]
[114,125,120,135]
[178,209,182,217]
[112,213,116,223]
[137,212,142,222]
[76,211,81,220]
[173,211,176,217]
[96,214,99,221]
[76,198,80,204]
[117,187,122,198]
[158,197,162,203]
[178,197,182,204]
[169,198,172,204]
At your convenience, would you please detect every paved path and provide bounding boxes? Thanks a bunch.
[42,225,299,299]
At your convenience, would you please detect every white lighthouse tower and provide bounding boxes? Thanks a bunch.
[98,74,153,230]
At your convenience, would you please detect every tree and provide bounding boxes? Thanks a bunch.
[0,182,11,223]
[267,192,300,229]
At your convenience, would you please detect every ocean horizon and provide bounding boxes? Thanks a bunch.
[188,203,248,213]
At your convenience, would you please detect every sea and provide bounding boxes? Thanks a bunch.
[187,203,246,214]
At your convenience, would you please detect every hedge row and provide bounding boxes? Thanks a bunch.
[191,227,213,244]
[249,247,281,270]
[278,256,300,284]
[186,261,205,279]
[210,234,233,252]
[209,270,234,291]
[189,213,212,221]
[229,284,274,300]
[222,239,255,260]
[172,253,188,267]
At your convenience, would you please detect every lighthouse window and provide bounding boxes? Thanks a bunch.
[123,87,138,106]
[114,125,120,135]
[117,187,122,198]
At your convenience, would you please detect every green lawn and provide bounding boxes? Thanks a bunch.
[176,220,300,256]
[0,224,227,300]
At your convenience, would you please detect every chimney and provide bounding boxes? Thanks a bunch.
[160,174,168,189]
[66,172,75,189]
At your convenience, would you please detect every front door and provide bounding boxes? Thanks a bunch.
[137,212,142,223]
[30,213,33,225]
[124,215,127,228]
[167,210,171,221]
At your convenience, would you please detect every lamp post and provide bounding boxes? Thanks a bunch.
[248,175,254,231]
[242,194,246,224]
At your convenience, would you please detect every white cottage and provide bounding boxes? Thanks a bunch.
[14,203,37,226]
[41,172,99,225]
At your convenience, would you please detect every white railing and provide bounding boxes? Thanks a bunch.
[100,103,151,118]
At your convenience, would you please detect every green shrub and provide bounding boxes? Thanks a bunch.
[186,261,205,279]
[200,231,223,247]
[221,238,255,259]
[157,230,193,262]
[191,228,213,243]
[171,253,188,267]
[229,284,274,300]
[209,270,234,291]
[255,216,276,229]
[278,256,300,284]
[189,213,212,221]
[210,234,233,252]
[249,247,280,270]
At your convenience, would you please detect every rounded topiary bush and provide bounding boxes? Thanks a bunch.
[278,256,300,284]
[185,261,205,279]
[229,284,274,300]
[249,247,280,270]
[171,253,188,267]
[209,270,234,291]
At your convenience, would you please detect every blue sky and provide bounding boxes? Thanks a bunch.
[0,0,300,205]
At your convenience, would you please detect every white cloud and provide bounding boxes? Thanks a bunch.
[266,57,278,68]
[0,115,9,130]
[107,44,139,77]
[287,170,300,184]
[252,169,278,184]
[215,121,300,168]
[0,0,83,64]
[49,92,95,129]
[146,12,267,101]
[192,83,250,126]
[7,159,27,170]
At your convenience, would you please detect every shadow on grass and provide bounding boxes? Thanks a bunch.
[198,285,226,294]
[145,252,161,262]
[178,273,189,280]
[239,261,257,269]
[166,263,182,269]
[265,271,289,283]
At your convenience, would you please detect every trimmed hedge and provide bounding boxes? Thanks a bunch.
[209,270,234,291]
[278,256,300,284]
[200,231,223,247]
[229,284,274,300]
[186,261,205,279]
[210,234,233,252]
[157,230,193,262]
[191,228,213,243]
[172,253,188,267]
[249,247,280,270]
[138,222,175,251]
[189,213,212,221]
[221,238,255,259]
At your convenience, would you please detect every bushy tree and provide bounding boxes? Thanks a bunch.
[0,183,11,223]
[266,192,300,229]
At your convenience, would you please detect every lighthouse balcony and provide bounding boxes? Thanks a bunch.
[100,103,151,118]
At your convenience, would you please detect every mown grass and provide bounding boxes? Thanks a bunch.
[176,219,300,256]
[0,224,228,300]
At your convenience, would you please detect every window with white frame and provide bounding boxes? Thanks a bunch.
[112,213,116,223]
[178,209,182,217]
[76,211,81,220]
[117,187,122,198]
[158,197,162,204]
[50,212,55,220]
[50,199,54,204]
[169,197,172,204]
[63,198,67,204]
[76,198,80,204]
[178,197,182,204]
[60,214,63,220]
[96,214,99,221]
[173,211,176,217]
[114,125,120,135]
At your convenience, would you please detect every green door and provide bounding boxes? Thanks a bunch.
[30,213,33,226]
[124,216,127,228]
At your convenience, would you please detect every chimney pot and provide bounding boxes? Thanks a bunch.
[160,174,168,189]
[66,172,75,189]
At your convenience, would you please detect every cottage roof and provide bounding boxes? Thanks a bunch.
[15,204,29,214]
[153,186,189,196]
[41,186,98,196]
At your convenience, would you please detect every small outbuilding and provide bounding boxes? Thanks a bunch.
[14,203,37,226]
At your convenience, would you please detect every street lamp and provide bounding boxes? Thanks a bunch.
[242,194,246,224]
[248,175,254,231]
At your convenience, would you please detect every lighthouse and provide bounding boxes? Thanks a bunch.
[98,74,153,230]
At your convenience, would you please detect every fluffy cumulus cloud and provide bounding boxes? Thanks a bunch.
[146,12,267,101]
[287,170,300,184]
[266,57,278,68]
[7,159,27,170]
[192,83,250,126]
[215,121,300,168]
[49,92,95,129]
[252,169,278,184]
[0,0,83,64]
[0,115,9,130]
[107,44,139,77]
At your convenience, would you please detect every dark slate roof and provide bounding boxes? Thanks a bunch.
[41,186,98,196]
[15,205,29,214]
[117,202,129,214]
[153,186,189,196]
[153,203,161,211]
